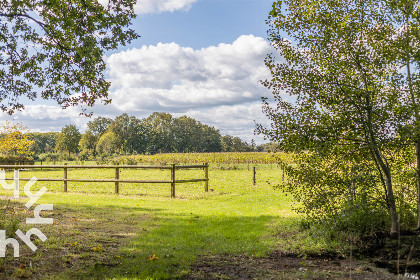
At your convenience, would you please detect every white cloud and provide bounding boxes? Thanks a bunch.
[0,105,89,133]
[106,35,272,112]
[135,0,198,14]
[177,102,271,143]
[99,0,198,14]
[0,35,277,143]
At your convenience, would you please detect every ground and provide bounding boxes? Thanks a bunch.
[0,164,416,279]
[188,252,400,280]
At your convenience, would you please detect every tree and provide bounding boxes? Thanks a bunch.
[259,0,408,236]
[171,116,202,152]
[221,135,234,152]
[221,135,250,152]
[56,125,81,156]
[96,131,119,156]
[79,130,96,157]
[143,112,174,154]
[109,113,147,154]
[0,122,34,156]
[28,132,58,155]
[232,137,250,152]
[201,125,223,152]
[0,0,138,114]
[383,0,420,230]
[250,139,256,152]
[87,117,114,139]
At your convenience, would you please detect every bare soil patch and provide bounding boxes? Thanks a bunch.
[187,251,404,280]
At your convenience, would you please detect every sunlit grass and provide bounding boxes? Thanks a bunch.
[0,163,339,279]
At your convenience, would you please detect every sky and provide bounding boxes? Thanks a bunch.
[2,0,277,144]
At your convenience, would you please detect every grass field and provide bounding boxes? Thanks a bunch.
[0,163,400,279]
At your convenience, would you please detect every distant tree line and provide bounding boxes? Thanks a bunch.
[26,112,265,160]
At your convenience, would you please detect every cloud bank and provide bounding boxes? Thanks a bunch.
[1,35,275,143]
[106,35,271,112]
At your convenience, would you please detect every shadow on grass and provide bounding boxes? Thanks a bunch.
[0,189,297,280]
[67,216,297,279]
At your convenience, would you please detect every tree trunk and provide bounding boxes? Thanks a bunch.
[416,141,420,230]
[384,167,399,238]
[373,149,399,238]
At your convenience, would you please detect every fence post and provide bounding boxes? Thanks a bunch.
[14,165,19,197]
[115,164,120,194]
[282,168,285,182]
[253,166,256,186]
[171,164,176,198]
[204,163,209,192]
[64,163,68,192]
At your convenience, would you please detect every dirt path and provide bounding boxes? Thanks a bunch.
[187,251,406,280]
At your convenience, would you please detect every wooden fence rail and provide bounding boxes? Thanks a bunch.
[0,163,209,198]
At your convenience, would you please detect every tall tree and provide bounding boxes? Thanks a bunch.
[221,135,234,152]
[0,0,138,114]
[201,125,223,152]
[384,0,420,230]
[259,0,405,236]
[96,131,118,156]
[79,130,96,157]
[143,112,174,154]
[0,122,34,156]
[109,113,147,154]
[56,124,81,156]
[87,117,114,139]
[28,132,58,155]
[172,116,201,152]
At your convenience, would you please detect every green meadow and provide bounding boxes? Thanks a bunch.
[0,164,391,279]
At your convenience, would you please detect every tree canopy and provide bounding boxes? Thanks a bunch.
[259,0,420,236]
[0,0,138,114]
[0,122,34,156]
[56,124,81,156]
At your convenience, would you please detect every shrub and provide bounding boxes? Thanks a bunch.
[0,200,20,238]
[0,155,33,165]
[278,152,403,237]
[38,153,59,162]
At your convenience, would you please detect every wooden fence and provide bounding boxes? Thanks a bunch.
[0,164,209,198]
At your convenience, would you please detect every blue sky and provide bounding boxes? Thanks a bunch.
[132,0,273,49]
[3,0,277,144]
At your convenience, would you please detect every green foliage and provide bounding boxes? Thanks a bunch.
[24,113,259,160]
[0,0,138,114]
[143,112,175,154]
[78,149,95,161]
[87,117,114,139]
[28,132,58,158]
[221,135,252,152]
[78,130,96,157]
[0,200,19,238]
[38,153,59,162]
[0,155,33,164]
[258,0,420,235]
[82,113,254,157]
[56,125,81,155]
[109,113,147,154]
[279,153,390,234]
[96,131,119,156]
